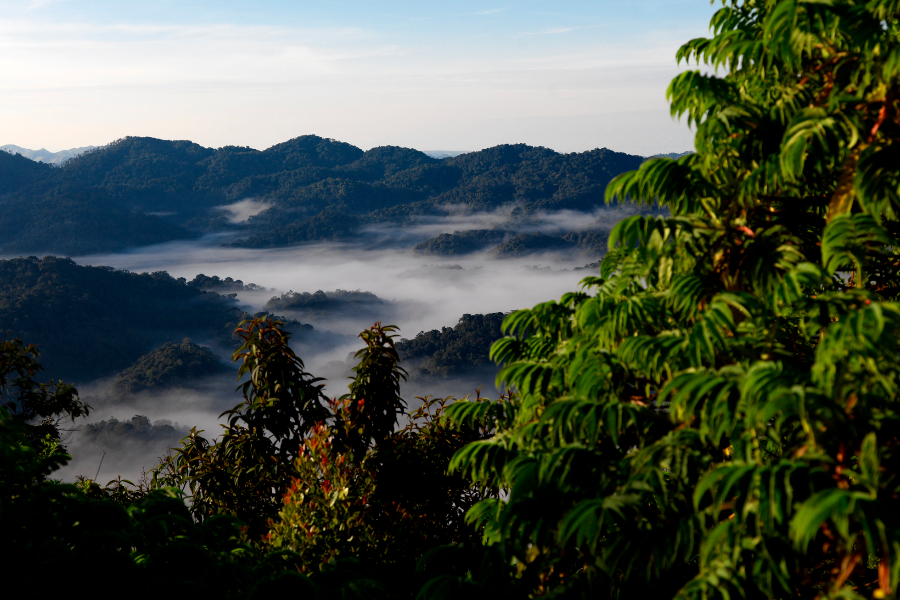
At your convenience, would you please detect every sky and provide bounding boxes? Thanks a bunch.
[1,0,719,156]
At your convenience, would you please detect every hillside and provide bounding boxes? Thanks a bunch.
[265,289,389,322]
[414,229,508,255]
[0,256,323,382]
[1,144,98,165]
[396,313,506,378]
[0,135,644,255]
[110,338,229,397]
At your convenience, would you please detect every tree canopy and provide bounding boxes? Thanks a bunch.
[0,135,643,254]
[435,0,900,597]
[7,2,900,599]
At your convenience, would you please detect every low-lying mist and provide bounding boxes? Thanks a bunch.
[55,372,243,484]
[55,208,615,483]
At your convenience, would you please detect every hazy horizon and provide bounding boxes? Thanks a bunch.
[1,0,715,155]
[47,213,611,483]
[2,125,692,159]
[1,0,705,485]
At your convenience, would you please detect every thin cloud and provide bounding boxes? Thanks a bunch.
[509,26,577,38]
[0,19,369,41]
[25,0,72,11]
[471,8,509,16]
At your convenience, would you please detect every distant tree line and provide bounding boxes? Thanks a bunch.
[5,3,900,599]
[0,256,310,382]
[110,338,228,397]
[265,289,386,321]
[397,313,506,377]
[0,135,644,254]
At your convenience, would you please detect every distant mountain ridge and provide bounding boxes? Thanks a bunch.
[0,134,663,255]
[421,150,469,159]
[0,255,322,382]
[645,151,693,161]
[1,144,97,164]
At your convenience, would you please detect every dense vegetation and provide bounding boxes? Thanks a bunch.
[80,415,188,465]
[434,1,900,597]
[0,134,643,254]
[0,149,52,189]
[0,256,318,382]
[110,339,228,396]
[396,313,506,377]
[6,2,900,599]
[413,203,659,258]
[413,229,508,256]
[490,229,610,258]
[413,228,611,259]
[0,349,386,598]
[0,256,243,381]
[1,319,499,597]
[231,209,362,248]
[186,274,267,293]
[265,289,387,321]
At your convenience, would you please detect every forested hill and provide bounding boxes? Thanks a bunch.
[0,135,643,254]
[0,256,322,382]
[109,338,229,397]
[397,313,506,378]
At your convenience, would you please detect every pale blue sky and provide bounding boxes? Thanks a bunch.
[1,1,718,155]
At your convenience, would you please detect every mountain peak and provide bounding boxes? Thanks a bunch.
[1,144,97,165]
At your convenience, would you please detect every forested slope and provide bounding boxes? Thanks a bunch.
[397,313,505,377]
[6,2,900,599]
[0,256,246,381]
[0,135,643,254]
[110,338,229,396]
[0,256,326,384]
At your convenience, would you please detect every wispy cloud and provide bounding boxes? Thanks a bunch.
[509,26,577,38]
[0,1,706,153]
[25,0,72,11]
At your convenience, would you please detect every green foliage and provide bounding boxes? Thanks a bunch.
[144,316,496,596]
[234,208,362,248]
[20,5,900,598]
[186,273,267,292]
[0,335,301,598]
[0,148,52,192]
[0,333,402,600]
[78,415,188,472]
[268,392,497,597]
[153,318,329,537]
[412,224,632,260]
[0,334,89,452]
[490,230,611,258]
[0,256,322,384]
[337,323,408,457]
[0,403,319,599]
[432,2,900,598]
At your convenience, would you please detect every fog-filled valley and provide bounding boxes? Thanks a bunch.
[0,134,669,484]
[8,2,892,596]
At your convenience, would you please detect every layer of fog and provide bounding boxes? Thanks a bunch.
[77,238,591,366]
[215,198,271,224]
[74,208,615,390]
[60,208,615,483]
[55,372,244,484]
[361,203,657,245]
[54,362,500,486]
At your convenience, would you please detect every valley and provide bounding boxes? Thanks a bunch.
[1,135,668,482]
